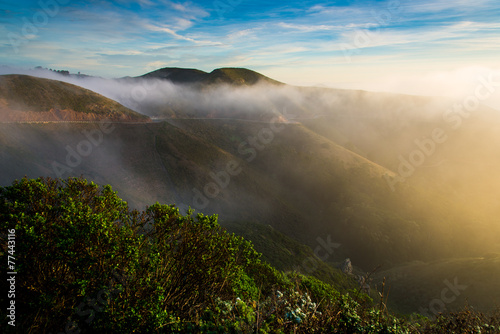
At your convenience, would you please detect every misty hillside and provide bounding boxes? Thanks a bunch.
[0,113,488,269]
[1,68,500,316]
[0,74,150,122]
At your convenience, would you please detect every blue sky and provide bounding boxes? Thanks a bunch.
[1,0,499,93]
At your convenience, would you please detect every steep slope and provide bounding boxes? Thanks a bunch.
[223,220,359,292]
[160,119,482,268]
[0,74,150,122]
[0,121,304,229]
[0,118,481,270]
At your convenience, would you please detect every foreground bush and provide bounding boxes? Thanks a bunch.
[1,177,499,333]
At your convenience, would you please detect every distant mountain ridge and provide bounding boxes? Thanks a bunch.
[138,67,283,86]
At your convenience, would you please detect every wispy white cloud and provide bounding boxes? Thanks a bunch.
[401,0,494,14]
[173,17,194,30]
[145,23,224,46]
[277,22,381,33]
[333,19,500,55]
[145,24,197,42]
[166,0,208,16]
[277,22,341,32]
[226,29,259,40]
[1,0,499,86]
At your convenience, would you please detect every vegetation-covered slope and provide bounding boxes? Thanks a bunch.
[1,177,499,333]
[223,220,358,291]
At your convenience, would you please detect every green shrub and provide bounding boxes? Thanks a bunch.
[1,176,499,333]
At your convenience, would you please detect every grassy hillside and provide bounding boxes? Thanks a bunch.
[0,74,150,122]
[139,67,282,86]
[139,67,209,83]
[207,68,283,86]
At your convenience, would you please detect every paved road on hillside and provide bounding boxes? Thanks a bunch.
[0,121,154,124]
[0,118,301,124]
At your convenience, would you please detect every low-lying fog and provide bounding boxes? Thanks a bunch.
[1,66,500,118]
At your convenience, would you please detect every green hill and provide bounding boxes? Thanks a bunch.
[139,67,209,84]
[207,68,283,86]
[0,74,150,122]
[138,67,282,86]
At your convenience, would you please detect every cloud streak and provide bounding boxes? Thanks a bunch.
[0,0,498,90]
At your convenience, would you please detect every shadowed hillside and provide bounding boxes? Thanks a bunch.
[0,119,485,270]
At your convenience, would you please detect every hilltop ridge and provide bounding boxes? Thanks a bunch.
[138,67,283,86]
